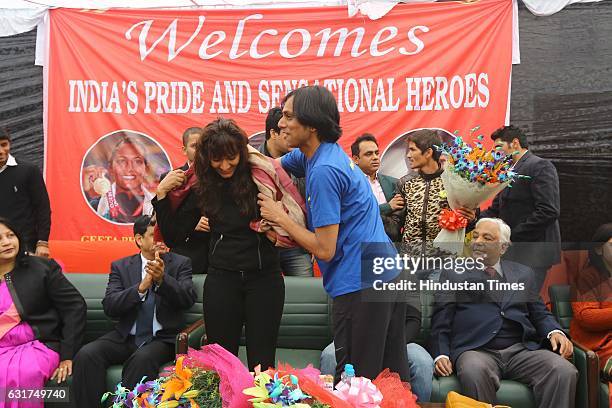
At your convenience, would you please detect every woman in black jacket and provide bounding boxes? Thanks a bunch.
[152,127,210,275]
[194,118,284,370]
[0,217,86,405]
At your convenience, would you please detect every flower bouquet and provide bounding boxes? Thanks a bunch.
[102,344,254,408]
[101,356,222,408]
[433,128,526,255]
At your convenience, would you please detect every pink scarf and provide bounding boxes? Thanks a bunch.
[247,145,307,248]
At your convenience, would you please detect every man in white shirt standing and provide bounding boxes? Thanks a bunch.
[350,133,405,242]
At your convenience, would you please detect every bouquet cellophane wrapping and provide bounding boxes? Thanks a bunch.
[184,345,253,408]
[434,162,509,255]
[372,369,419,408]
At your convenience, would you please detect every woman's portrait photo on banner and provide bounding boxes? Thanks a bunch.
[80,130,171,225]
[379,128,455,179]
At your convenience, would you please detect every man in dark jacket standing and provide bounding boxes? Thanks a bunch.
[480,125,561,291]
[350,133,405,242]
[0,130,51,256]
[71,216,196,407]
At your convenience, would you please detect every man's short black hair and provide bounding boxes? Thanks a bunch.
[282,86,342,143]
[133,215,152,237]
[490,125,529,148]
[0,128,10,142]
[351,133,378,157]
[407,129,443,162]
[265,107,283,140]
[182,127,203,147]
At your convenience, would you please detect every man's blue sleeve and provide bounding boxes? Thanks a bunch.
[309,165,344,228]
[280,149,306,178]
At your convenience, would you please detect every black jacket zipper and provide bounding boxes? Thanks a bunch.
[211,234,223,257]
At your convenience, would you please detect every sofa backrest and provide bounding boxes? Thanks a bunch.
[64,273,116,344]
[276,276,333,350]
[416,291,434,347]
[66,272,206,344]
[186,273,205,325]
[549,284,572,332]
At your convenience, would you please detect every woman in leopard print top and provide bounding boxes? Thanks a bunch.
[391,130,475,256]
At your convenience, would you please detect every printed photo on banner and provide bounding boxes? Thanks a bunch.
[379,128,454,179]
[80,130,171,225]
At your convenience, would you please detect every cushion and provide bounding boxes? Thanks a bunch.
[432,376,536,407]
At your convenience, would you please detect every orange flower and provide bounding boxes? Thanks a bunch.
[135,392,155,408]
[161,357,193,402]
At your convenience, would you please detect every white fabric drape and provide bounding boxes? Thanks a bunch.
[0,0,607,38]
[521,0,603,16]
[0,8,47,37]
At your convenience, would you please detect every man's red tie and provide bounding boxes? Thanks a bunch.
[485,266,498,278]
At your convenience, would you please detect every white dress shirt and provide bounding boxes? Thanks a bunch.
[368,173,387,205]
[130,254,162,336]
[0,154,17,174]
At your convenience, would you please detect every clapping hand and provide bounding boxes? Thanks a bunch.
[145,251,165,285]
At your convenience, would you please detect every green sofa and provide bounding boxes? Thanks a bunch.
[45,274,589,408]
[549,284,609,408]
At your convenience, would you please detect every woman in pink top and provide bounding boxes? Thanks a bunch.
[0,218,86,407]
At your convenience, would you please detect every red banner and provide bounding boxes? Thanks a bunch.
[46,0,512,271]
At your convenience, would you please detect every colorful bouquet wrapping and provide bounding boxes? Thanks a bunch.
[433,129,525,255]
[243,364,342,408]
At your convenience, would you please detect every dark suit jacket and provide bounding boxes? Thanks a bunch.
[152,193,210,275]
[480,151,561,267]
[377,173,402,242]
[102,252,196,343]
[429,260,562,365]
[155,162,210,274]
[7,257,86,360]
[378,173,397,214]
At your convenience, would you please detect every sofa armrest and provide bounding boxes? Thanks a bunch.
[176,319,205,355]
[572,340,600,408]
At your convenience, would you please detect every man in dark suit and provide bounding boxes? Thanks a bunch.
[350,133,405,241]
[72,215,196,407]
[480,125,561,291]
[430,218,577,408]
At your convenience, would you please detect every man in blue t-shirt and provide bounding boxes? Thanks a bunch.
[258,85,410,384]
